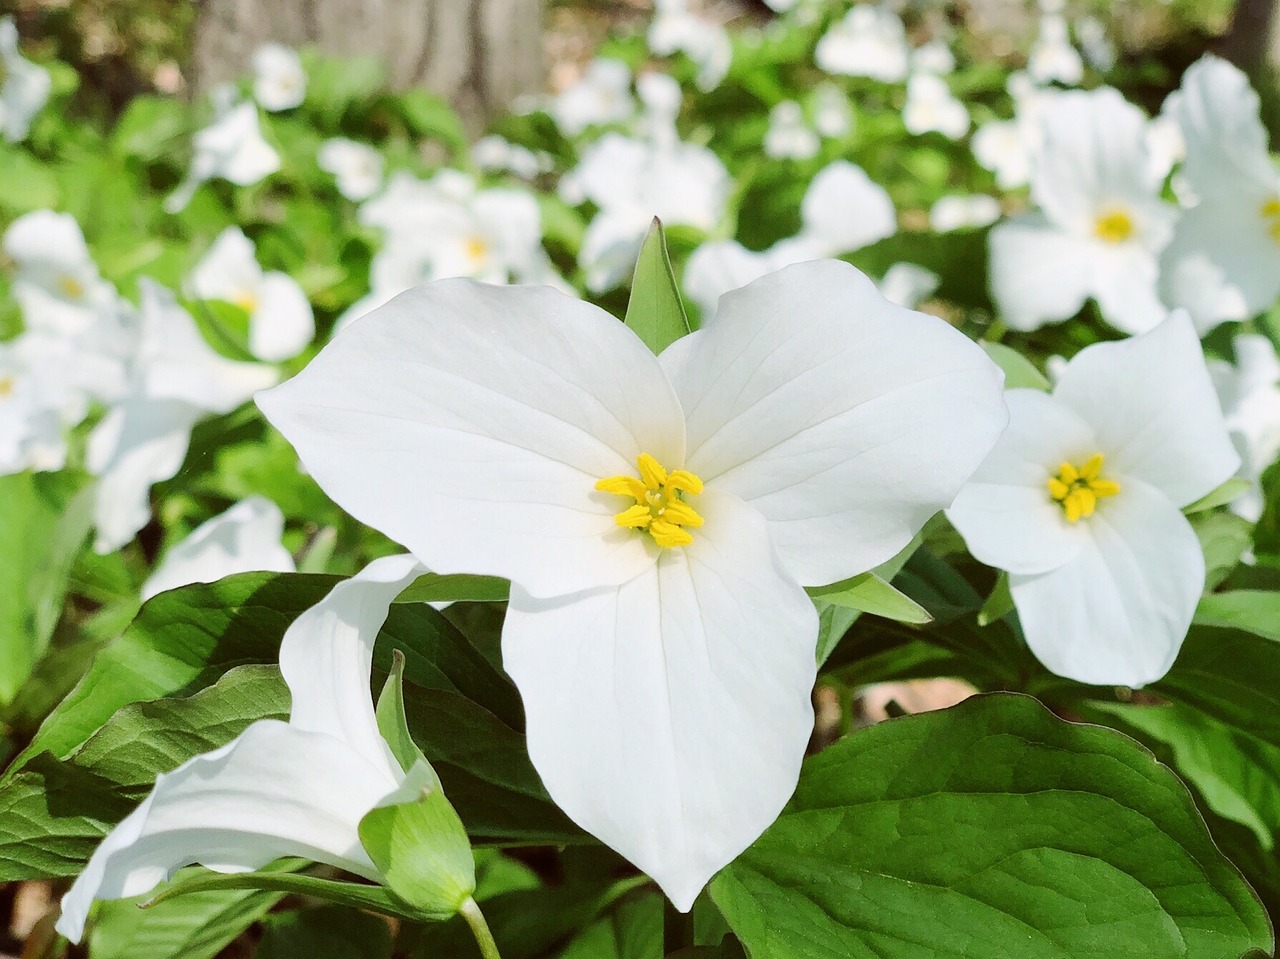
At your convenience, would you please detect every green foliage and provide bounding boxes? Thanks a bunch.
[625,218,694,354]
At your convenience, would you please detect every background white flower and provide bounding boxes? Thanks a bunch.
[165,101,281,213]
[0,16,51,142]
[252,43,306,111]
[318,137,384,201]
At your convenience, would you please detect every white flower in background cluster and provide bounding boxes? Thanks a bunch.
[471,134,548,180]
[0,337,77,474]
[816,4,909,82]
[878,262,939,309]
[635,71,684,146]
[764,100,819,160]
[259,262,1008,910]
[317,137,384,201]
[141,496,296,600]
[811,81,852,138]
[1209,335,1280,522]
[1027,15,1083,86]
[549,58,635,137]
[970,73,1053,189]
[563,131,729,293]
[87,280,277,553]
[911,39,956,76]
[0,16,51,142]
[685,159,896,319]
[58,554,434,943]
[252,43,306,112]
[949,315,1238,687]
[988,87,1177,334]
[1159,56,1280,335]
[903,73,969,139]
[343,169,556,326]
[186,227,315,362]
[1076,15,1116,72]
[1144,112,1185,184]
[165,99,280,213]
[931,194,1001,232]
[647,0,732,92]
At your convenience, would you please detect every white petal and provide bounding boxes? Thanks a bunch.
[988,214,1092,331]
[799,160,896,255]
[55,720,403,944]
[1010,477,1204,687]
[259,279,686,598]
[141,496,295,600]
[187,228,262,304]
[682,240,775,321]
[279,553,424,786]
[660,260,1007,586]
[251,272,315,361]
[1053,313,1239,506]
[947,389,1095,575]
[502,489,817,909]
[1088,242,1168,335]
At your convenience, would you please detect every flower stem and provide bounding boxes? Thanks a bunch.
[460,897,502,959]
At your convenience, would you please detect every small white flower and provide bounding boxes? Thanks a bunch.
[811,82,853,138]
[682,240,777,320]
[259,261,1008,910]
[1144,112,1185,184]
[648,0,732,92]
[1028,15,1083,86]
[816,5,909,82]
[911,39,956,76]
[764,100,819,159]
[948,314,1239,686]
[1076,15,1116,72]
[550,58,635,137]
[770,159,896,262]
[0,16,50,142]
[930,194,1001,232]
[1209,334,1280,522]
[971,119,1036,190]
[318,137,384,201]
[187,227,315,361]
[165,101,281,213]
[252,43,306,112]
[903,73,969,139]
[878,262,939,308]
[471,134,543,179]
[0,335,76,475]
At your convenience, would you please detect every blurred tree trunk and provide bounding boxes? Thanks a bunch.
[1221,0,1280,74]
[190,0,543,130]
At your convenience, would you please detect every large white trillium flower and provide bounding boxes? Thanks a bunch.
[165,101,281,214]
[1159,56,1280,334]
[0,16,51,142]
[988,87,1177,334]
[56,554,430,943]
[258,261,1008,908]
[187,227,315,361]
[948,314,1238,687]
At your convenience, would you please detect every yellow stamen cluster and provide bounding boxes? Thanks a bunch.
[57,274,85,300]
[596,453,705,548]
[233,289,260,314]
[464,236,490,264]
[0,376,13,398]
[1093,208,1135,245]
[1261,197,1280,245]
[1047,453,1121,523]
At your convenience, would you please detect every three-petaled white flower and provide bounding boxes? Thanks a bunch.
[258,260,1008,908]
[0,16,50,142]
[947,314,1239,687]
[56,554,433,943]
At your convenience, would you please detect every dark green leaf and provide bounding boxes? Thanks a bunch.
[1195,591,1280,641]
[980,342,1050,391]
[807,572,932,625]
[625,218,692,355]
[395,573,510,604]
[257,906,393,959]
[558,891,663,959]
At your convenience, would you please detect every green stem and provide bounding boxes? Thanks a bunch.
[460,897,502,959]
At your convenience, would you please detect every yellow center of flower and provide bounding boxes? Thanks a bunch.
[595,453,705,548]
[233,289,259,314]
[0,376,13,398]
[57,274,85,300]
[1093,208,1135,245]
[464,235,489,264]
[1047,453,1121,523]
[1261,197,1280,245]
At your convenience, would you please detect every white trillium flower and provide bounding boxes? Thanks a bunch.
[141,496,296,601]
[0,335,76,474]
[1076,15,1117,72]
[549,58,635,137]
[252,43,306,112]
[318,137,384,201]
[764,100,819,160]
[258,262,1009,909]
[903,73,969,139]
[0,16,51,142]
[648,0,732,92]
[930,194,1001,232]
[88,281,277,553]
[948,314,1239,687]
[1159,56,1280,334]
[56,554,432,943]
[187,227,315,361]
[988,87,1177,334]
[878,262,939,309]
[912,39,956,76]
[811,82,853,138]
[1209,334,1280,522]
[1028,15,1083,86]
[471,134,544,180]
[815,5,909,82]
[4,210,121,337]
[165,102,281,214]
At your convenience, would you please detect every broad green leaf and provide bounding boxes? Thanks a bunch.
[0,150,60,213]
[977,571,1013,626]
[814,535,923,665]
[1185,477,1254,515]
[257,906,393,959]
[395,573,510,604]
[558,892,663,959]
[359,764,476,920]
[394,90,468,156]
[1195,591,1280,641]
[1193,509,1253,590]
[0,470,94,703]
[0,665,288,879]
[625,218,692,355]
[712,693,1273,958]
[980,341,1051,390]
[110,95,189,160]
[807,572,932,625]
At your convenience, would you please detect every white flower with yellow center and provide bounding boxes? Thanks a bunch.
[988,86,1178,334]
[252,43,306,112]
[903,73,969,140]
[0,16,50,142]
[165,101,281,214]
[258,260,1008,909]
[549,58,635,137]
[1159,55,1280,334]
[187,227,315,361]
[318,137,384,201]
[948,314,1239,687]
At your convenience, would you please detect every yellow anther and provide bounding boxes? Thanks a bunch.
[1048,453,1120,523]
[1093,208,1135,244]
[57,274,85,300]
[596,452,705,549]
[233,289,260,314]
[0,376,13,398]
[465,235,490,263]
[1262,197,1280,245]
